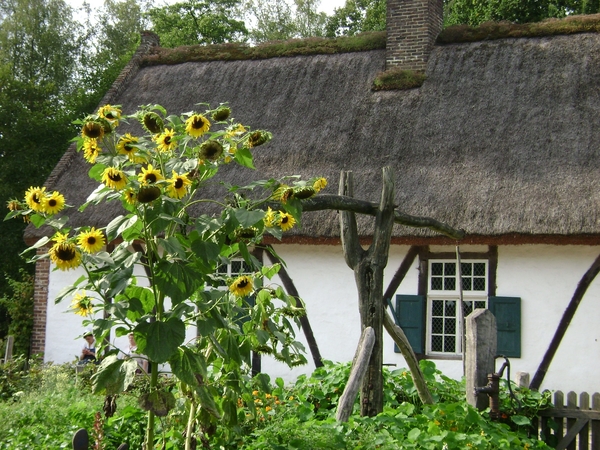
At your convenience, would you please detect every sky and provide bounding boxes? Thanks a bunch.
[69,0,346,16]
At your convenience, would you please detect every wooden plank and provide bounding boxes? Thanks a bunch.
[567,391,578,450]
[557,419,589,450]
[592,393,600,450]
[539,410,600,420]
[335,327,375,422]
[4,335,14,362]
[556,392,566,444]
[579,393,589,450]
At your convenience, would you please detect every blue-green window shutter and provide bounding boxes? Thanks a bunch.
[394,295,425,354]
[488,296,521,358]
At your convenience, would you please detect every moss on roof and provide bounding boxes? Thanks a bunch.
[438,13,600,44]
[141,32,386,66]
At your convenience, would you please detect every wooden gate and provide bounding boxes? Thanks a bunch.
[534,391,600,450]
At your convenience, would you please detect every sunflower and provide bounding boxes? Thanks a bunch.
[313,177,327,192]
[138,164,163,185]
[263,207,276,227]
[198,140,223,161]
[247,130,271,148]
[81,121,105,140]
[71,291,94,317]
[229,275,253,297]
[167,171,191,199]
[142,112,164,134]
[137,186,161,203]
[185,114,210,138]
[225,124,246,138]
[154,128,177,152]
[77,228,105,253]
[123,188,138,205]
[212,106,231,122]
[53,231,69,244]
[42,191,66,215]
[83,139,101,163]
[102,167,128,190]
[275,185,293,204]
[7,199,22,212]
[24,186,47,212]
[49,241,82,271]
[117,133,139,160]
[98,104,121,125]
[278,212,296,231]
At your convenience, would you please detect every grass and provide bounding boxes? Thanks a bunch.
[372,68,426,91]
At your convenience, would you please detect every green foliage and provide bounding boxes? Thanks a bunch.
[0,270,33,357]
[146,0,248,47]
[372,68,427,91]
[325,0,386,37]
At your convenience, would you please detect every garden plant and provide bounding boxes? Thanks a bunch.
[6,102,325,449]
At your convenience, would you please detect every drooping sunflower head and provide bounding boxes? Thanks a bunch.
[198,140,223,161]
[278,212,296,231]
[263,207,276,227]
[185,114,210,138]
[167,171,191,199]
[117,133,139,160]
[154,128,177,153]
[225,123,246,138]
[71,291,94,317]
[247,130,271,148]
[77,227,105,253]
[313,177,327,192]
[42,191,66,215]
[123,188,138,205]
[293,186,316,200]
[102,167,128,190]
[7,199,22,212]
[24,186,47,212]
[137,186,162,203]
[52,231,69,244]
[138,164,163,185]
[275,186,294,204]
[142,112,164,134]
[83,139,101,164]
[97,104,121,125]
[49,241,82,271]
[212,106,231,122]
[229,275,253,297]
[81,120,105,140]
[234,227,258,241]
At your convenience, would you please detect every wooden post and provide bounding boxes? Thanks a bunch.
[4,335,14,362]
[336,327,376,422]
[465,309,497,410]
[515,371,530,388]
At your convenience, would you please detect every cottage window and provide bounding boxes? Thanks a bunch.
[427,260,488,355]
[393,248,521,359]
[215,259,253,287]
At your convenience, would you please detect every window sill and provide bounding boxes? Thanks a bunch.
[423,354,463,361]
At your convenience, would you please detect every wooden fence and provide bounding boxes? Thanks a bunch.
[533,391,600,450]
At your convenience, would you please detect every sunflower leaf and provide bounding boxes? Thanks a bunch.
[169,346,207,387]
[135,318,186,363]
[234,208,264,227]
[88,163,106,182]
[106,215,128,241]
[235,146,255,169]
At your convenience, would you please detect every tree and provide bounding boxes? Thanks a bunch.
[325,0,385,37]
[146,0,248,47]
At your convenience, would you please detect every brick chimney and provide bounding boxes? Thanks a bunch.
[386,0,443,71]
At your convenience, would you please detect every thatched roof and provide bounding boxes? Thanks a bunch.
[25,31,600,245]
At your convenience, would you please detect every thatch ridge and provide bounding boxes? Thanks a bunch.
[25,32,600,244]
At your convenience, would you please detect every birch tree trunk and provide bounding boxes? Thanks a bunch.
[339,167,395,416]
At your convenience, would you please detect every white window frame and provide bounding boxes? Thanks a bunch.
[215,258,253,288]
[426,259,488,356]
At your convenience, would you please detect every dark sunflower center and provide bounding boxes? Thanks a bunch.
[106,112,116,119]
[109,172,122,182]
[163,136,171,145]
[57,245,76,261]
[48,199,57,207]
[192,117,204,129]
[238,280,249,288]
[146,174,157,183]
[174,178,184,189]
[84,123,103,138]
[87,237,97,245]
[124,144,134,152]
[33,194,42,204]
[281,216,289,224]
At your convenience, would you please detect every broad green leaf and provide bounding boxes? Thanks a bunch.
[105,264,134,298]
[44,215,69,229]
[234,208,264,227]
[190,240,220,269]
[91,355,138,395]
[155,260,202,304]
[136,318,186,363]
[29,236,50,250]
[261,263,281,279]
[106,215,129,241]
[169,347,207,387]
[234,146,254,169]
[126,286,156,314]
[196,384,221,419]
[511,415,531,426]
[121,218,144,241]
[88,163,106,182]
[29,214,45,228]
[159,236,188,259]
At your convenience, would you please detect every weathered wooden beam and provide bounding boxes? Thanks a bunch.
[530,253,600,390]
[335,327,376,422]
[465,309,497,410]
[301,194,465,240]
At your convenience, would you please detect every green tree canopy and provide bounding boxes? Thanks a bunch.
[146,0,248,47]
[325,0,385,37]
